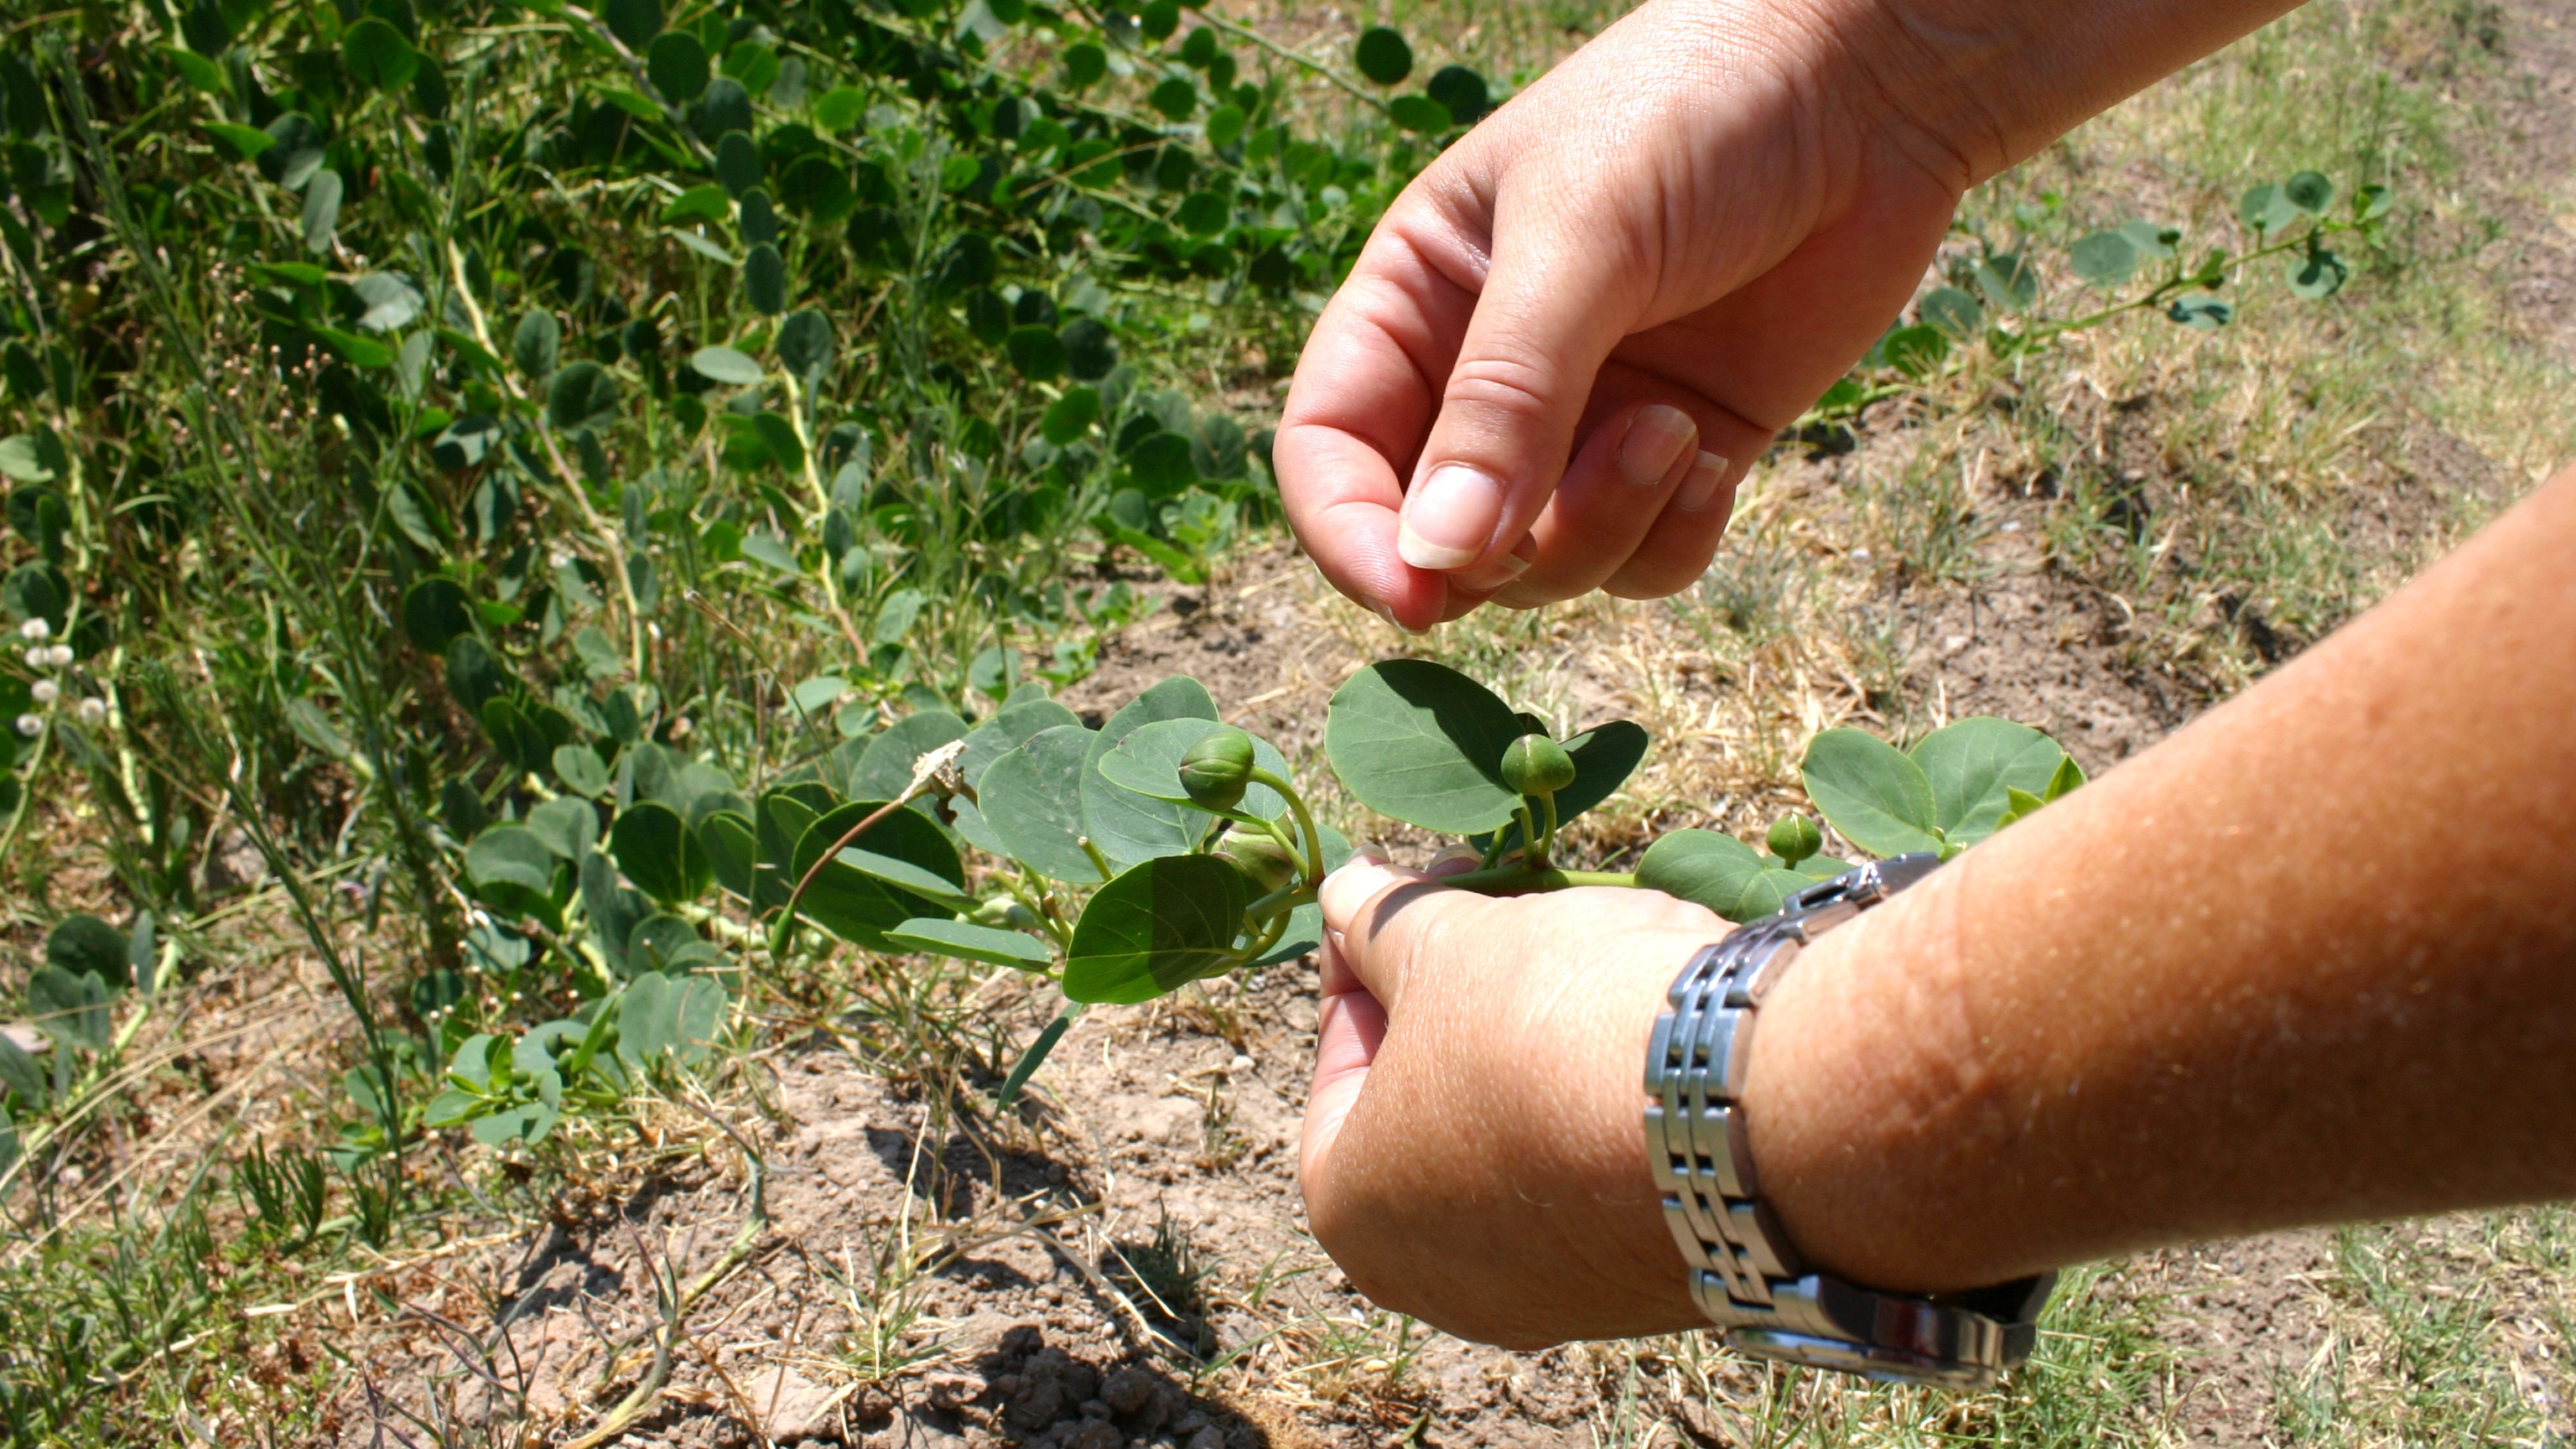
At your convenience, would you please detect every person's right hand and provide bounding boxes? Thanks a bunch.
[1273,0,2298,630]
[1273,0,1978,629]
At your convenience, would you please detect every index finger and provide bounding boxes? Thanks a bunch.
[1275,214,1484,631]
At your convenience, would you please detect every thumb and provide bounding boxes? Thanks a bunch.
[1395,199,1644,574]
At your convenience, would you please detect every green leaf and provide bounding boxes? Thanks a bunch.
[1353,26,1411,86]
[602,0,662,50]
[960,697,1083,788]
[1388,94,1452,134]
[163,44,228,94]
[341,17,418,89]
[1005,325,1067,382]
[2068,230,2138,290]
[1879,323,1949,380]
[1150,76,1197,120]
[1635,830,1810,923]
[553,743,612,798]
[2044,752,2085,801]
[526,796,599,861]
[689,345,765,386]
[886,917,1052,971]
[353,273,423,333]
[610,800,712,905]
[647,30,709,101]
[309,325,392,369]
[2119,219,2181,259]
[1800,729,1941,857]
[0,436,55,483]
[1081,676,1223,869]
[205,121,275,161]
[1907,717,2064,849]
[698,810,758,899]
[984,724,1106,883]
[546,361,619,429]
[852,709,969,804]
[0,1032,48,1109]
[465,824,557,893]
[1205,103,1247,148]
[301,169,343,254]
[2288,247,2348,299]
[1994,785,2048,833]
[1972,253,2038,313]
[512,309,561,381]
[777,309,834,377]
[814,86,866,132]
[29,967,112,1052]
[47,914,131,989]
[790,802,963,947]
[1425,65,1490,124]
[1035,387,1097,443]
[2283,170,2334,216]
[743,242,787,315]
[1918,285,1982,339]
[402,576,474,654]
[1063,854,1246,1004]
[661,184,730,224]
[2165,294,2232,330]
[1323,660,1523,834]
[2239,182,2301,237]
[1097,717,1292,819]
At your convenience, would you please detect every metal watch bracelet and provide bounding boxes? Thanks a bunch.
[1644,853,2056,1389]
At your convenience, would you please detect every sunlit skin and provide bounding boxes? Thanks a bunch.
[1282,0,2576,1349]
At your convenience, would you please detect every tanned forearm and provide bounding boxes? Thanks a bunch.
[1748,465,2576,1293]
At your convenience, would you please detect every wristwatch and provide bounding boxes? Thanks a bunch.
[1644,853,2055,1389]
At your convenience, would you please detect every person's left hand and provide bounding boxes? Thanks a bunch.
[1300,854,1726,1346]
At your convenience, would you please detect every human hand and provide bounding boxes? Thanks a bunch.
[1273,0,1975,629]
[1298,854,1727,1347]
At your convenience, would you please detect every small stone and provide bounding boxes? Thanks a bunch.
[1099,1367,1155,1416]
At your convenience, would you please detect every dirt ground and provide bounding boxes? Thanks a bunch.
[330,3,2576,1446]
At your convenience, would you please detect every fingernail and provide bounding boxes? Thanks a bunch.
[1619,405,1696,487]
[1369,600,1425,636]
[1397,464,1504,569]
[1676,450,1732,512]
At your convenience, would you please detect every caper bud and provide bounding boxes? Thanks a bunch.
[1768,814,1822,866]
[1498,733,1576,796]
[1177,726,1256,811]
[1219,833,1301,893]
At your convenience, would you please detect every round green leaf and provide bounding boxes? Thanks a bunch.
[1636,830,1809,923]
[341,18,418,89]
[512,309,561,382]
[1150,76,1197,120]
[2288,247,2348,299]
[1353,26,1411,86]
[527,796,600,861]
[47,913,131,988]
[1041,387,1100,445]
[1005,325,1067,382]
[984,723,1108,883]
[553,743,612,798]
[699,76,752,135]
[1879,323,1950,380]
[2283,170,2334,216]
[1176,190,1228,236]
[2239,182,2301,237]
[1917,286,1982,339]
[1799,729,1940,858]
[960,697,1083,788]
[610,800,712,906]
[647,30,709,101]
[699,810,758,900]
[1062,41,1107,88]
[2165,294,2232,330]
[546,361,619,428]
[1906,717,2064,848]
[2119,218,2180,259]
[1324,660,1523,834]
[402,577,475,655]
[852,709,971,805]
[1426,65,1490,124]
[1062,317,1118,380]
[300,169,343,254]
[714,129,761,196]
[1388,94,1452,134]
[2067,231,2138,291]
[1972,253,2038,313]
[1205,103,1247,148]
[603,0,662,51]
[1063,854,1246,1004]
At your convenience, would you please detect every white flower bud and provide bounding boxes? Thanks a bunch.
[46,645,73,667]
[29,680,57,704]
[75,698,106,725]
[18,619,47,641]
[13,714,39,738]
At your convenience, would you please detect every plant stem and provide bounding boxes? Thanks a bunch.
[1439,866,1635,895]
[1245,768,1324,886]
